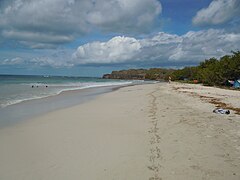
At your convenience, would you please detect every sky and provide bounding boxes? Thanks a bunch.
[0,0,240,77]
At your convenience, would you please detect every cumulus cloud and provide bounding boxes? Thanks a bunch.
[2,29,240,68]
[0,0,161,48]
[72,36,141,64]
[193,0,240,26]
[72,29,240,66]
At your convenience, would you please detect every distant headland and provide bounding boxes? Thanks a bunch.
[102,68,175,81]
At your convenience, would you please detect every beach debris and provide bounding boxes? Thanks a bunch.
[213,108,230,115]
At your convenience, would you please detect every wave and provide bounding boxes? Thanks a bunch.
[0,81,133,108]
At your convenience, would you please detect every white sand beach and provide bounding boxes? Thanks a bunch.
[0,83,240,180]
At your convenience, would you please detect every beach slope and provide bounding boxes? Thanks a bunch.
[0,83,240,180]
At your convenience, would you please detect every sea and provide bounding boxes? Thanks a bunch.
[0,75,136,108]
[0,75,145,127]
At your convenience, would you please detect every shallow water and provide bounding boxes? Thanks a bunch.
[0,85,122,128]
[0,75,154,128]
[0,75,133,108]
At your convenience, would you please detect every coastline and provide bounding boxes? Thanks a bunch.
[0,84,131,128]
[0,82,240,179]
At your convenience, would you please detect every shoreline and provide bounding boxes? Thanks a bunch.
[0,81,133,109]
[0,84,130,128]
[0,80,156,128]
[0,83,239,179]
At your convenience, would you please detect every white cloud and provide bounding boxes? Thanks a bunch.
[72,29,240,66]
[27,49,74,68]
[2,30,74,44]
[0,48,74,68]
[86,0,161,33]
[2,29,240,68]
[1,57,24,65]
[72,36,141,64]
[0,0,162,47]
[193,0,240,26]
[169,29,226,61]
[29,57,73,68]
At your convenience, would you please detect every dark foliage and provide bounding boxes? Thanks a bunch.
[171,51,240,86]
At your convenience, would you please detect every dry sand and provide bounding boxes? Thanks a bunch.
[0,83,240,180]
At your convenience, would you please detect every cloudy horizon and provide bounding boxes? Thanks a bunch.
[0,0,240,76]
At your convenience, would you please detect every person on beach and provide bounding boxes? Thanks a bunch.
[168,76,171,83]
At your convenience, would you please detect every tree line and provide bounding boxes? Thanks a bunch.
[102,51,240,86]
[171,51,240,86]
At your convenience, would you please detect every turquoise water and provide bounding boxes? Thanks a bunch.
[0,75,134,108]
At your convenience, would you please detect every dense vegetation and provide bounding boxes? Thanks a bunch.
[171,51,240,86]
[145,68,175,80]
[103,51,240,87]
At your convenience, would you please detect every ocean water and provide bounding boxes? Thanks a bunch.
[0,75,134,108]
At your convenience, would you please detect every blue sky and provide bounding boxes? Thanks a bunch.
[0,0,239,77]
[160,0,211,34]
